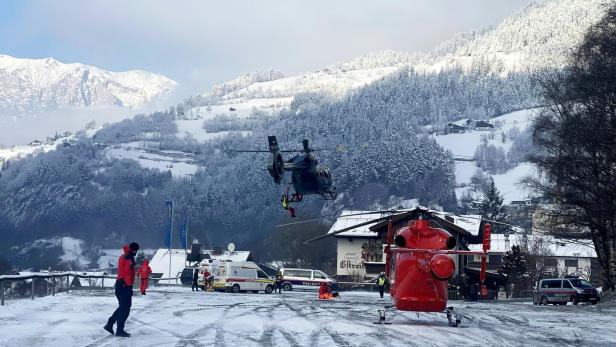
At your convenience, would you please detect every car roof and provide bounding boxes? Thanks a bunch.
[540,278,577,281]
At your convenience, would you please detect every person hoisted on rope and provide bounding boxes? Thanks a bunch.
[281,193,297,218]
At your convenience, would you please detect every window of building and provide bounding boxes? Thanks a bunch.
[565,259,578,268]
[544,258,557,267]
[489,255,502,265]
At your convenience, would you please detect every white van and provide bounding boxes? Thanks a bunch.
[199,260,274,294]
[279,268,337,291]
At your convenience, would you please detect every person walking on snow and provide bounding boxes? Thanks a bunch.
[104,242,139,337]
[377,272,389,298]
[192,267,199,291]
[138,259,152,295]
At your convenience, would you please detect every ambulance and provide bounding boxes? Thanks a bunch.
[199,260,274,294]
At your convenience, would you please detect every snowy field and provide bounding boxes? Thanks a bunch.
[434,109,539,203]
[2,287,615,347]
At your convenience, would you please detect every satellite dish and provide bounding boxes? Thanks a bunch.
[227,242,236,252]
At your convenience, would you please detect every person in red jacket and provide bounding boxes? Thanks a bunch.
[319,282,334,300]
[104,242,139,337]
[138,259,152,295]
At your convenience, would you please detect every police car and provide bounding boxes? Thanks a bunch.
[279,268,337,291]
[533,277,599,305]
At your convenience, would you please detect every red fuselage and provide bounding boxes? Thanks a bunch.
[389,219,455,312]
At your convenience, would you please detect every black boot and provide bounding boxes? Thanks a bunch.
[103,324,114,335]
[116,330,131,337]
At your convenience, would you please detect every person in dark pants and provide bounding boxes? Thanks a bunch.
[104,242,139,338]
[275,271,283,294]
[377,272,389,298]
[192,268,199,291]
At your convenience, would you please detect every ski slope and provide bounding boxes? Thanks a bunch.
[1,287,615,346]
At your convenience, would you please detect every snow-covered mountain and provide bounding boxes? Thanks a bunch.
[191,51,416,118]
[426,0,610,74]
[0,0,611,270]
[0,54,177,114]
[194,0,607,118]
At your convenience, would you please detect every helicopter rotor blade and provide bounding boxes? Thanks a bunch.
[223,149,272,153]
[303,215,392,244]
[274,210,398,229]
[452,213,525,229]
[338,210,400,218]
[275,217,334,228]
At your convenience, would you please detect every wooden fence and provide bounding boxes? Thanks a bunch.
[0,273,180,306]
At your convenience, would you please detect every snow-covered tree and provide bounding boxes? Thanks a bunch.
[479,178,511,234]
[498,245,528,297]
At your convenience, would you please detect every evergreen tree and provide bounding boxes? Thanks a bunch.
[479,178,511,234]
[497,245,528,297]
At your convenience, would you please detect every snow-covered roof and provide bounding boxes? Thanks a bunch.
[201,250,251,262]
[328,209,482,238]
[432,213,482,236]
[149,249,188,278]
[327,210,394,238]
[148,248,253,278]
[468,234,596,258]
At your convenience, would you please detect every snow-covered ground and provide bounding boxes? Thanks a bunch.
[434,109,539,203]
[2,287,615,346]
[104,142,201,178]
[175,118,252,142]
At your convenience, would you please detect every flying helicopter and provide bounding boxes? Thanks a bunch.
[303,207,491,327]
[226,136,337,214]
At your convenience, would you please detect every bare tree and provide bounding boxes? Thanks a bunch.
[525,5,616,290]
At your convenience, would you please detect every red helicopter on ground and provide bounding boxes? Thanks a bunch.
[304,208,491,327]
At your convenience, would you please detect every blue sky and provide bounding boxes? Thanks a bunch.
[0,1,531,95]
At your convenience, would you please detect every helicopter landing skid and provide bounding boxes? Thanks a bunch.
[373,305,395,324]
[373,306,461,326]
[289,194,303,203]
[444,307,461,327]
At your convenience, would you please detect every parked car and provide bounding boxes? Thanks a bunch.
[278,268,338,291]
[533,278,599,305]
[198,260,274,294]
